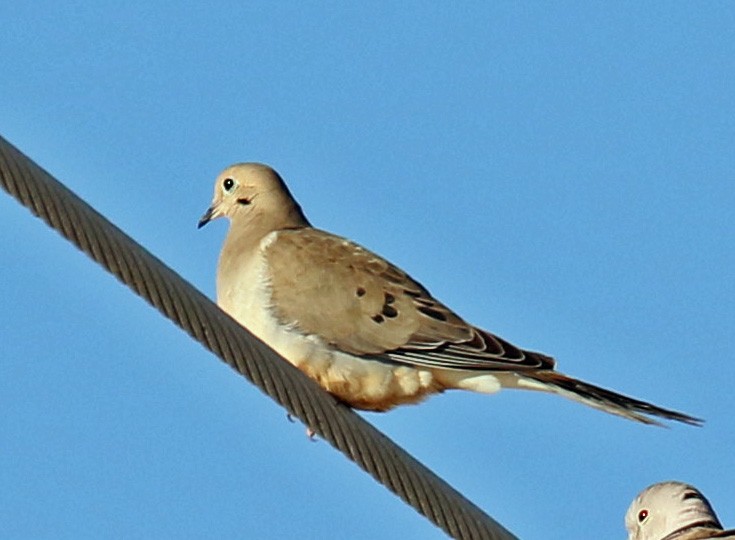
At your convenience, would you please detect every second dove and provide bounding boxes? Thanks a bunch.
[199,163,701,427]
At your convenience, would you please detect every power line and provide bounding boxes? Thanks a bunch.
[0,135,519,540]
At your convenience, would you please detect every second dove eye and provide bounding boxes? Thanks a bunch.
[223,178,235,191]
[638,509,648,522]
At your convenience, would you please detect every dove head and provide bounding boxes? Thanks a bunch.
[625,481,722,540]
[198,163,309,231]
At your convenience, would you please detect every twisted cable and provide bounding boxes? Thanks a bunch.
[0,135,518,540]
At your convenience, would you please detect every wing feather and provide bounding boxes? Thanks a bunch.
[265,228,554,371]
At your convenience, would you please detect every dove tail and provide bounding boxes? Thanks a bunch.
[520,371,703,426]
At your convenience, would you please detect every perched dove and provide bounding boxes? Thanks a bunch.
[198,163,701,426]
[626,482,733,539]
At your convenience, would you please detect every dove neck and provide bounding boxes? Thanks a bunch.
[225,201,310,253]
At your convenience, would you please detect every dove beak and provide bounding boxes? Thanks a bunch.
[198,205,217,229]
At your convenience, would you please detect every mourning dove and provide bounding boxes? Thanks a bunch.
[198,163,701,426]
[626,482,734,539]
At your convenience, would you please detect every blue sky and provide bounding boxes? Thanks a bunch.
[2,3,734,539]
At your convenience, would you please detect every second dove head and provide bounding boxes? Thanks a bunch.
[625,481,723,540]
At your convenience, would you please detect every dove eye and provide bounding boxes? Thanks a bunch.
[638,509,649,523]
[223,178,236,191]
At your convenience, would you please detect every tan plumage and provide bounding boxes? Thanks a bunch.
[199,162,702,425]
[626,482,734,540]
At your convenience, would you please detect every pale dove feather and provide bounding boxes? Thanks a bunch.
[199,163,701,425]
[626,482,733,540]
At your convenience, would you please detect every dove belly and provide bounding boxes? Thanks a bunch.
[230,304,442,410]
[217,255,446,411]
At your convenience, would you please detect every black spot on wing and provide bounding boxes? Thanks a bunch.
[382,305,398,318]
